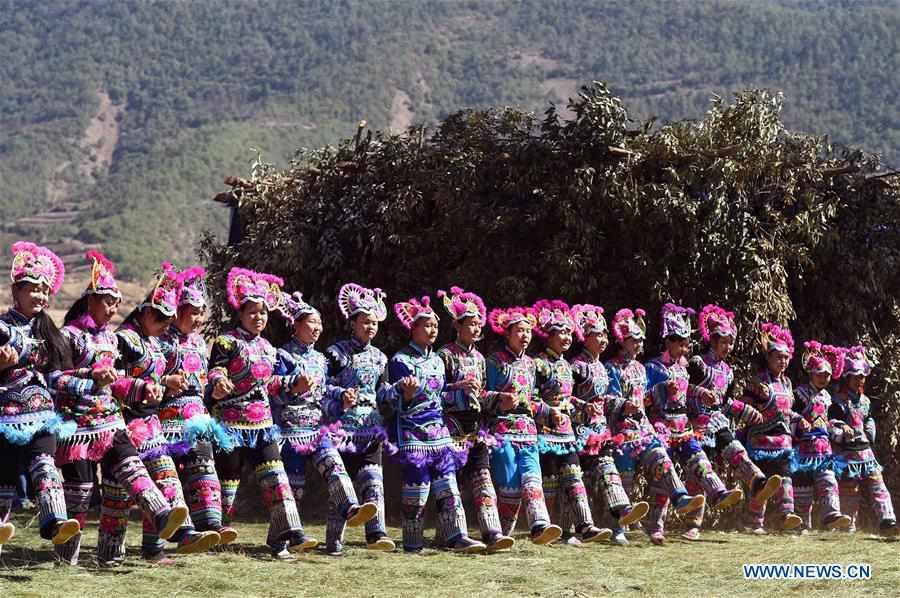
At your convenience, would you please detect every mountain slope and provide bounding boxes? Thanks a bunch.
[1,0,898,278]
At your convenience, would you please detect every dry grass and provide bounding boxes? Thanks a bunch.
[1,513,898,598]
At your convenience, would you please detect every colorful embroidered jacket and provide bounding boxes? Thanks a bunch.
[323,337,389,454]
[0,309,72,445]
[645,353,694,446]
[742,370,796,460]
[159,325,231,452]
[792,383,836,472]
[484,347,548,446]
[604,354,655,445]
[206,327,296,448]
[686,351,738,446]
[53,313,125,463]
[828,390,881,479]
[533,348,580,455]
[274,338,335,454]
[112,322,170,457]
[381,342,460,466]
[437,340,486,442]
[568,347,613,455]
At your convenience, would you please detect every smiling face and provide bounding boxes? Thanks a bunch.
[411,315,439,347]
[175,304,206,335]
[505,322,532,354]
[766,350,790,376]
[584,331,609,357]
[711,334,735,361]
[239,301,268,335]
[547,328,572,355]
[350,312,379,344]
[665,336,690,360]
[12,281,50,318]
[454,315,482,346]
[88,293,121,327]
[294,312,323,345]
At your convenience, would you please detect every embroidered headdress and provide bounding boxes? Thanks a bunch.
[841,345,872,378]
[801,340,844,377]
[660,303,695,339]
[759,322,794,357]
[139,262,182,317]
[488,306,537,335]
[279,291,319,324]
[698,304,736,342]
[611,308,646,343]
[394,295,439,330]
[10,241,65,294]
[437,286,486,323]
[225,267,284,312]
[337,283,387,321]
[178,266,207,308]
[532,299,577,339]
[83,249,121,299]
[571,304,606,339]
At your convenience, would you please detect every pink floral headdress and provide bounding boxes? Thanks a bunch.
[225,267,284,312]
[10,241,65,294]
[139,262,182,317]
[660,303,695,338]
[611,308,646,344]
[437,286,486,323]
[488,306,537,335]
[698,304,736,342]
[841,345,872,378]
[178,266,207,308]
[759,322,794,357]
[337,283,387,321]
[279,291,319,324]
[394,295,439,330]
[801,340,844,377]
[571,304,606,338]
[531,299,577,339]
[83,249,121,299]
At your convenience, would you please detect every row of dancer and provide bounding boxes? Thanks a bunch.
[0,242,895,570]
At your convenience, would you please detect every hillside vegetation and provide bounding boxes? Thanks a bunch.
[1,0,898,277]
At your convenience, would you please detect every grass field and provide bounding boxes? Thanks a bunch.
[1,513,898,598]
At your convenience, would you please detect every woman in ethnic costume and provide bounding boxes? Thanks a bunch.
[274,290,377,556]
[436,286,514,552]
[483,306,562,545]
[381,295,485,553]
[530,299,610,545]
[52,251,189,566]
[158,266,237,545]
[683,304,781,538]
[206,267,308,559]
[791,341,851,532]
[741,322,803,533]
[567,303,648,546]
[321,283,396,551]
[644,303,743,541]
[112,263,220,561]
[604,308,704,545]
[0,243,81,553]
[829,346,899,536]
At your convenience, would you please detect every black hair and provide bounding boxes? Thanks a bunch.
[63,295,90,325]
[11,282,72,371]
[122,303,171,329]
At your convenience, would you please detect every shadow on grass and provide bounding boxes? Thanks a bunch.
[0,544,58,569]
